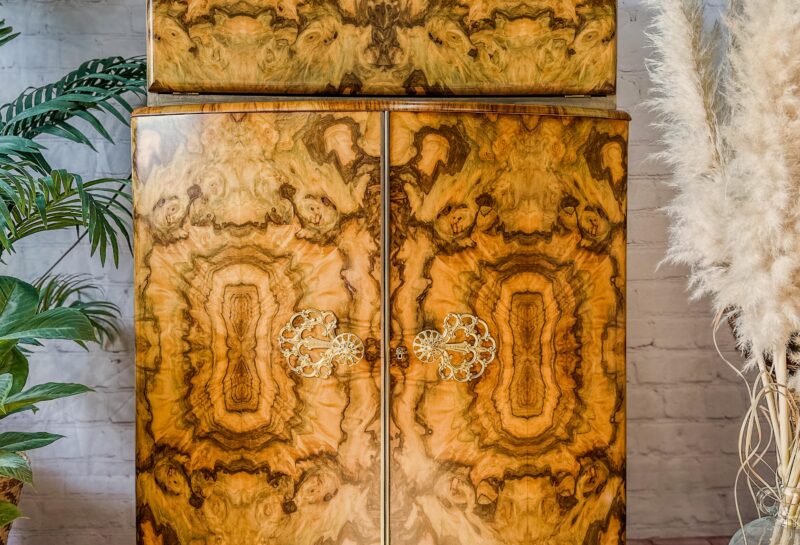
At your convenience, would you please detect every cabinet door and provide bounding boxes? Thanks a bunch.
[133,109,383,545]
[388,110,627,544]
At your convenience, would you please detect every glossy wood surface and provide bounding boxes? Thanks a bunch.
[134,100,631,120]
[388,111,627,544]
[148,0,616,96]
[133,110,383,544]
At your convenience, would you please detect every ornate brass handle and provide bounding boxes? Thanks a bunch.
[412,313,496,382]
[278,309,365,378]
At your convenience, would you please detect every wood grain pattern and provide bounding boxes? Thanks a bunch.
[133,100,631,120]
[388,111,627,544]
[133,109,383,545]
[148,0,616,96]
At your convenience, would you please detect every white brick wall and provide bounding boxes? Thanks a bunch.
[0,0,755,542]
[0,1,142,544]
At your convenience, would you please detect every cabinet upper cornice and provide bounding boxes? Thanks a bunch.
[148,0,617,96]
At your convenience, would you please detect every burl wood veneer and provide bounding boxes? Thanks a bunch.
[133,102,629,545]
[388,110,627,544]
[133,108,383,544]
[148,0,617,95]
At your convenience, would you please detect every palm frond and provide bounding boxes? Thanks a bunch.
[33,274,121,342]
[0,56,146,147]
[0,135,50,175]
[0,169,132,265]
[0,20,19,48]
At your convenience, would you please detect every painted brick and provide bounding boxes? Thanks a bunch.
[627,385,666,421]
[662,386,748,420]
[632,348,719,385]
[627,421,742,456]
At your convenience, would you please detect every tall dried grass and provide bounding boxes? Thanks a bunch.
[647,0,800,531]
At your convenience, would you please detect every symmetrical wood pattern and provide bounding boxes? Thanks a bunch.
[388,111,627,544]
[133,109,383,545]
[133,102,629,545]
[148,0,616,95]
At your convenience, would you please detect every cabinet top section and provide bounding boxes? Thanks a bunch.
[148,0,617,97]
[133,100,630,120]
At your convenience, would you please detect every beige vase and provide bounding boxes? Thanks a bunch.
[0,475,23,545]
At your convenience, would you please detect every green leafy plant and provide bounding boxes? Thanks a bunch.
[0,18,146,528]
[0,48,146,265]
[0,276,95,526]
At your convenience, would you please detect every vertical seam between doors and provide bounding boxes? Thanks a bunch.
[381,109,391,545]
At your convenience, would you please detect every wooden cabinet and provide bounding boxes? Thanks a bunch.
[147,0,617,96]
[133,101,628,545]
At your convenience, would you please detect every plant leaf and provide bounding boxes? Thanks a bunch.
[0,500,22,528]
[0,348,27,395]
[0,172,132,266]
[34,274,121,342]
[0,307,95,343]
[2,382,92,414]
[0,136,44,156]
[0,56,146,143]
[0,20,20,48]
[0,432,62,452]
[0,277,38,333]
[0,374,12,411]
[0,451,31,483]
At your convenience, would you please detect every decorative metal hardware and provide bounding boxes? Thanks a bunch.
[412,313,496,382]
[278,309,365,378]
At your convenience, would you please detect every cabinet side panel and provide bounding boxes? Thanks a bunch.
[148,0,616,96]
[388,111,627,544]
[133,110,383,545]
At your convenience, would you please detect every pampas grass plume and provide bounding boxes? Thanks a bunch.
[647,0,800,368]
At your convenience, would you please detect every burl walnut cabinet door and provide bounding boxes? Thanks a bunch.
[388,110,628,544]
[133,108,383,545]
[148,0,616,96]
